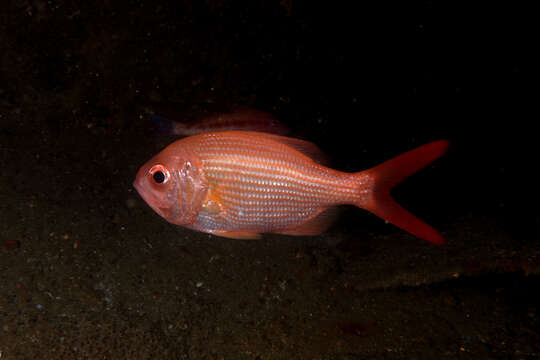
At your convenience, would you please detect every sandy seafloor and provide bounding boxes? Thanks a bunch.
[1,1,538,359]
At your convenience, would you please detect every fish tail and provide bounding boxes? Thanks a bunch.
[357,140,450,245]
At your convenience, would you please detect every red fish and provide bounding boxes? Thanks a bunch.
[150,107,290,136]
[134,131,449,244]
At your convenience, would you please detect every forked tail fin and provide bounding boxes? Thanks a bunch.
[359,140,450,245]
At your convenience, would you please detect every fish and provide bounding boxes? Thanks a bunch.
[149,107,290,136]
[133,131,449,244]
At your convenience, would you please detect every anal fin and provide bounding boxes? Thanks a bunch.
[211,230,262,240]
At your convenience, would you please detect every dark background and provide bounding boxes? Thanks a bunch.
[1,0,537,358]
[1,0,530,229]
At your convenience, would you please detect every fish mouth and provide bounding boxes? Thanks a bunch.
[132,178,147,201]
[133,177,166,219]
[132,178,141,193]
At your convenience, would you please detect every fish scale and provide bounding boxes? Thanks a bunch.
[134,130,449,243]
[179,133,365,232]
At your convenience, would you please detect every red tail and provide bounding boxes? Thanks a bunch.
[359,140,450,245]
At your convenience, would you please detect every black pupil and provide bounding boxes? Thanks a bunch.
[153,171,165,183]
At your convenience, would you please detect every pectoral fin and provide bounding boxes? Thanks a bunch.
[201,188,223,215]
[202,199,222,215]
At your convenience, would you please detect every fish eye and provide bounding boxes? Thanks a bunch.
[149,165,170,184]
[153,171,165,183]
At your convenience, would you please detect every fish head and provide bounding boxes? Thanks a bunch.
[133,142,208,226]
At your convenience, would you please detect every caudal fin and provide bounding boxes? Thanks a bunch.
[360,140,450,245]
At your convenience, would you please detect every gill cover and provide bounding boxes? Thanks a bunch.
[166,157,208,225]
